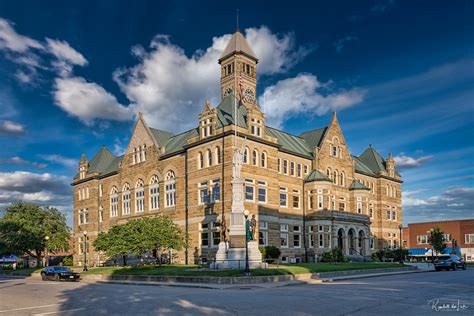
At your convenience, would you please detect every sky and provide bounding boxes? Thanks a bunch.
[0,0,473,227]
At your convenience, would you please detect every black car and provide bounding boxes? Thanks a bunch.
[434,254,467,271]
[41,266,80,281]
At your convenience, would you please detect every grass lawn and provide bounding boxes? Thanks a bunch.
[81,262,404,277]
[0,267,43,275]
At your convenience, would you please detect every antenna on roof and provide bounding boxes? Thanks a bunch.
[236,9,239,32]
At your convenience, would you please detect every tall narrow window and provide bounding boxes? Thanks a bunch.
[110,186,118,217]
[142,144,146,162]
[243,147,249,164]
[357,197,362,214]
[211,179,220,202]
[290,162,295,176]
[252,150,258,166]
[245,179,254,201]
[150,175,160,210]
[333,171,337,184]
[135,179,144,213]
[257,181,267,203]
[122,183,131,215]
[207,149,212,166]
[84,208,89,224]
[198,152,204,169]
[216,147,221,164]
[78,209,83,225]
[283,160,288,174]
[199,181,209,205]
[99,206,103,223]
[317,189,323,209]
[277,158,281,173]
[261,152,267,168]
[165,171,176,207]
[297,163,302,177]
[293,190,301,209]
[340,172,345,187]
[280,187,287,207]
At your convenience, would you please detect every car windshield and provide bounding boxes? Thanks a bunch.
[53,267,70,272]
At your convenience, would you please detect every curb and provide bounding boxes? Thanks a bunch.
[320,268,434,282]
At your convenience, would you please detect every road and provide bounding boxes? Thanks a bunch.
[0,269,473,315]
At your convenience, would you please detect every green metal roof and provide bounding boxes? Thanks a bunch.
[101,155,122,175]
[359,146,386,174]
[163,128,198,155]
[299,127,327,149]
[88,146,117,174]
[352,155,376,176]
[266,126,313,158]
[149,128,174,147]
[305,169,332,183]
[215,94,247,129]
[349,180,371,191]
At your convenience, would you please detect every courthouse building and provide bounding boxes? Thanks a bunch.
[72,30,403,265]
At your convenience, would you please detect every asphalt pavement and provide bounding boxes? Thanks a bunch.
[0,268,472,315]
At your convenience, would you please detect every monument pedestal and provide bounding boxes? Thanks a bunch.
[210,241,267,270]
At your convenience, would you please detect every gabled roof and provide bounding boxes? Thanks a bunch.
[349,180,371,191]
[266,126,313,158]
[299,127,327,149]
[219,30,258,62]
[305,169,332,183]
[359,146,386,174]
[163,128,198,156]
[149,128,174,147]
[88,146,117,174]
[215,94,247,129]
[352,155,376,176]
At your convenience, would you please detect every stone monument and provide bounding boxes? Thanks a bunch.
[211,145,265,269]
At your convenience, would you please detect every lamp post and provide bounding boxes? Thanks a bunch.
[243,209,251,276]
[44,236,50,267]
[427,229,434,266]
[83,231,88,271]
[398,224,403,264]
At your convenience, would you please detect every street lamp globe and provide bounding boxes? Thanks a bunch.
[243,209,250,218]
[83,231,87,236]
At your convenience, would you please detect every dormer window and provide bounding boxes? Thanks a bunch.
[132,144,147,165]
[250,118,263,137]
[332,146,337,157]
[79,166,86,179]
[201,117,214,138]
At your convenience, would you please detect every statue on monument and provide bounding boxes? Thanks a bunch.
[251,215,257,241]
[233,147,243,180]
[216,213,227,242]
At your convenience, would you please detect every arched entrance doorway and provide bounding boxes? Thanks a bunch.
[358,230,366,255]
[348,229,356,253]
[337,228,345,251]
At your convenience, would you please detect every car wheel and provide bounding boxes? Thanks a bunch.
[54,273,60,281]
[451,263,457,271]
[41,273,47,281]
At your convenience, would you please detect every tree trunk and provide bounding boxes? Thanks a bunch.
[122,254,127,266]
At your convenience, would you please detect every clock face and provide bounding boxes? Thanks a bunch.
[224,87,234,97]
[244,87,255,103]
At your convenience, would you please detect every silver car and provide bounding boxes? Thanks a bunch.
[434,254,467,271]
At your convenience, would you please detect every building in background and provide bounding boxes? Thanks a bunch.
[403,219,474,262]
[72,30,403,266]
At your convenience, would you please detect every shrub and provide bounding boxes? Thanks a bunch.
[260,246,281,261]
[62,256,73,266]
[321,250,333,262]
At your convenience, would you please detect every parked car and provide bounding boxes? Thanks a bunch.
[434,254,466,271]
[41,266,80,281]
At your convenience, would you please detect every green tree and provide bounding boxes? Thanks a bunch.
[0,202,70,267]
[93,216,184,266]
[428,227,447,256]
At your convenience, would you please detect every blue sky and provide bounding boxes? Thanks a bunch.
[0,0,472,226]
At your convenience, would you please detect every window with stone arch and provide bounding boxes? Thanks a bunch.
[327,168,332,180]
[135,179,144,213]
[252,149,258,166]
[198,152,204,169]
[243,147,249,164]
[333,170,338,184]
[340,172,345,187]
[207,149,212,166]
[110,186,118,217]
[261,151,267,168]
[149,175,160,210]
[165,171,176,207]
[122,183,131,215]
[215,146,221,164]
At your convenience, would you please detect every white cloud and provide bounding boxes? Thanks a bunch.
[46,38,88,76]
[0,120,25,135]
[53,76,134,125]
[40,154,77,168]
[334,36,358,53]
[0,18,44,52]
[394,154,433,170]
[113,26,313,132]
[259,73,366,128]
[0,156,47,168]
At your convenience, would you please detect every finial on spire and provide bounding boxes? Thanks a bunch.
[80,152,87,163]
[388,152,393,161]
[236,9,240,32]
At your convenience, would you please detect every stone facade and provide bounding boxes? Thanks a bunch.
[72,31,403,266]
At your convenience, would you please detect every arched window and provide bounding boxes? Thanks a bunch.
[207,149,212,166]
[243,147,249,164]
[142,144,146,162]
[137,146,141,163]
[110,186,118,217]
[333,171,337,184]
[252,150,258,166]
[149,175,160,210]
[340,172,345,187]
[132,148,137,164]
[135,179,144,213]
[165,171,176,207]
[122,183,131,215]
[198,152,203,169]
[216,147,221,164]
[261,151,267,168]
[327,168,331,179]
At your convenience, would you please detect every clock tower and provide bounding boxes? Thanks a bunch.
[219,30,258,106]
